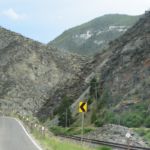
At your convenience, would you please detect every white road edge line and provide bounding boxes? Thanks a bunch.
[15,118,43,150]
[3,117,43,150]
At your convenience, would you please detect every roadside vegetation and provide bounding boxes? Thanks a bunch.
[53,96,74,127]
[31,125,111,150]
[9,113,111,150]
[134,128,150,146]
[50,126,94,136]
[32,128,90,150]
[48,77,150,131]
[96,147,111,150]
[87,77,150,128]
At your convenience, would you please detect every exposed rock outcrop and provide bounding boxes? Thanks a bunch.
[0,27,87,115]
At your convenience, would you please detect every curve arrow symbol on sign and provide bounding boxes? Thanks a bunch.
[79,102,87,112]
[80,102,86,112]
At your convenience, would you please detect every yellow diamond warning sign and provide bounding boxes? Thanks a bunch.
[79,102,87,112]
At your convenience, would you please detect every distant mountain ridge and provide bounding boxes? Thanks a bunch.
[49,14,140,55]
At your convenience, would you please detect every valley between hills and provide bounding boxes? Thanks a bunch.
[0,12,150,149]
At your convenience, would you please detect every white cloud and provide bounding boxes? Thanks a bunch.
[1,8,27,21]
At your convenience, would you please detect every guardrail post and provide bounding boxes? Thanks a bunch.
[126,132,131,150]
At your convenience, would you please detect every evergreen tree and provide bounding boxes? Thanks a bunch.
[98,88,110,109]
[58,108,73,127]
[89,77,100,98]
[91,110,97,123]
[57,96,74,127]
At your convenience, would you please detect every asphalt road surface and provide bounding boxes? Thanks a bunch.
[0,117,42,150]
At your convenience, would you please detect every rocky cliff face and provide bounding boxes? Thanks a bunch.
[0,27,87,115]
[95,12,150,109]
[38,12,150,121]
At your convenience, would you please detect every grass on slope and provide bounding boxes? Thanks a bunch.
[134,128,150,146]
[31,127,111,150]
[50,126,95,136]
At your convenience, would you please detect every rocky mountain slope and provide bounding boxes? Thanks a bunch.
[83,11,150,127]
[0,11,149,129]
[98,12,150,109]
[49,14,140,55]
[84,124,147,147]
[0,27,87,115]
[41,11,150,127]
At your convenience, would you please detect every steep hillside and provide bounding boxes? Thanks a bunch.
[87,11,150,127]
[99,12,150,107]
[42,12,150,128]
[0,27,87,115]
[49,14,140,55]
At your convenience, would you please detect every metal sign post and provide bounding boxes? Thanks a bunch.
[65,109,68,129]
[79,102,87,144]
[81,112,84,143]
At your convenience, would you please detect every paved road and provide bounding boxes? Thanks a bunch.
[0,117,42,150]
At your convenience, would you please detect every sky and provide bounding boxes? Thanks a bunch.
[0,0,150,43]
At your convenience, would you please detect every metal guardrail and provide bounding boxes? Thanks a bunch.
[59,135,150,150]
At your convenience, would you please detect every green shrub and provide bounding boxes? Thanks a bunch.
[87,97,93,105]
[134,128,150,146]
[50,126,94,136]
[91,110,97,123]
[104,111,118,124]
[94,119,104,127]
[97,146,112,150]
[134,128,146,136]
[145,117,150,127]
[50,126,66,135]
[97,88,111,109]
[145,132,150,141]
[83,128,94,134]
[121,112,144,127]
